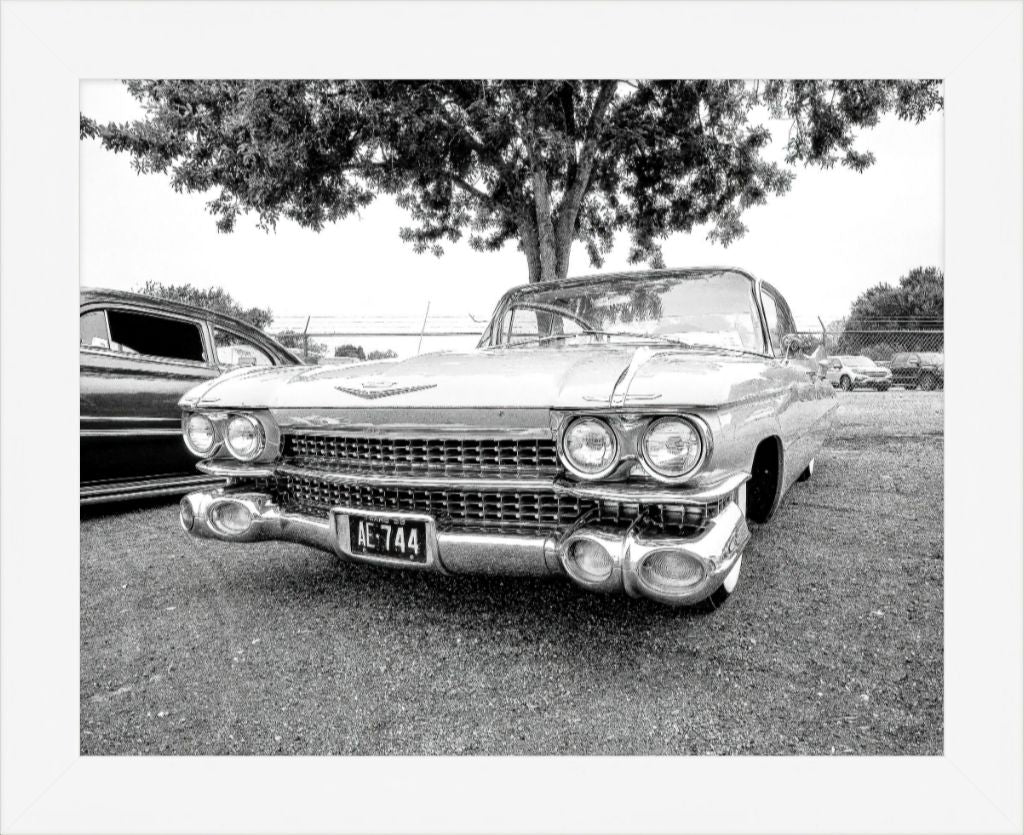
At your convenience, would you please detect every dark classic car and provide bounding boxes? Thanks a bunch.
[80,288,300,504]
[175,268,837,608]
[889,351,944,390]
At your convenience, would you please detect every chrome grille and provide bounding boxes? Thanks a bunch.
[273,474,723,537]
[282,433,560,479]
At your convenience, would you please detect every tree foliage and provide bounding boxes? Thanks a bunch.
[334,343,366,360]
[275,328,327,358]
[846,266,944,328]
[366,348,398,361]
[134,280,273,329]
[86,80,943,283]
[838,266,944,354]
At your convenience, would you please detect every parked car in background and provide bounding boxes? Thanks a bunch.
[176,267,837,609]
[81,288,301,504]
[823,355,892,391]
[889,352,944,390]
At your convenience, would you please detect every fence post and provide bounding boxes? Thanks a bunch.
[302,315,310,362]
[416,301,431,356]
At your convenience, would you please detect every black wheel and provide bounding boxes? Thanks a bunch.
[698,483,745,611]
[797,458,814,482]
[839,375,853,391]
[878,384,891,392]
[919,372,937,391]
[703,555,742,610]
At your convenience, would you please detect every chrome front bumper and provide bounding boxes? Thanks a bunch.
[180,487,749,606]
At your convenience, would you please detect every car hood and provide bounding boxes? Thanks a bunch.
[180,345,785,411]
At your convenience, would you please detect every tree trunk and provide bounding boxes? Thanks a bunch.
[530,166,559,283]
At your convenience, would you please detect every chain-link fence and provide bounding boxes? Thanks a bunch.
[272,309,944,370]
[799,329,944,361]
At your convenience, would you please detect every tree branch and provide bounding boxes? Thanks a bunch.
[554,81,617,247]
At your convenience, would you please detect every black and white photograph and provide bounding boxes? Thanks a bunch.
[2,2,1022,833]
[77,76,948,756]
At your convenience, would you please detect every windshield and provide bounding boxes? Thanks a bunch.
[482,270,766,354]
[844,356,875,366]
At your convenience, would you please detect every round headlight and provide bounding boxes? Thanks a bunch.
[641,417,704,479]
[225,414,265,461]
[562,417,618,477]
[184,413,217,456]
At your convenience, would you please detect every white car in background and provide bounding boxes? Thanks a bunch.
[823,355,892,391]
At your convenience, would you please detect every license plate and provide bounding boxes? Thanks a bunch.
[348,514,428,563]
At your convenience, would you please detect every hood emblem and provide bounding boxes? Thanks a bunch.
[335,380,437,399]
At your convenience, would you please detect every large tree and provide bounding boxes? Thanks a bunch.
[837,266,944,354]
[84,80,942,283]
[846,266,944,329]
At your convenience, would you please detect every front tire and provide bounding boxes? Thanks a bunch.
[839,375,853,391]
[919,372,937,391]
[704,554,742,610]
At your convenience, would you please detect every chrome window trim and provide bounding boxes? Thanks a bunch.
[80,302,214,368]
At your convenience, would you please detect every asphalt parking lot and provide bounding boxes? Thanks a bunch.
[81,391,943,755]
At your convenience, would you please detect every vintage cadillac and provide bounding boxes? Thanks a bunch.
[177,268,836,607]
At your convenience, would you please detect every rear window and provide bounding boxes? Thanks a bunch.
[106,309,206,362]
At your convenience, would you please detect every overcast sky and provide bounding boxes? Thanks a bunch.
[80,80,943,355]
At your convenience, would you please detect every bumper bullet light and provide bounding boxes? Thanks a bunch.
[179,498,195,532]
[565,538,614,582]
[209,501,254,535]
[638,549,705,593]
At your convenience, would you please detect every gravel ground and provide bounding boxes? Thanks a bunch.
[80,392,943,755]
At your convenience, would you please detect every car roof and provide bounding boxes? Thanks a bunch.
[83,287,264,334]
[502,266,759,297]
[80,287,302,362]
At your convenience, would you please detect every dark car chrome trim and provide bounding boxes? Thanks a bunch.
[81,474,225,504]
[197,460,278,479]
[80,428,183,438]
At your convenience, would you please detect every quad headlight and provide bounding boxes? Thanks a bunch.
[640,417,704,479]
[225,414,265,461]
[562,417,618,478]
[184,413,218,457]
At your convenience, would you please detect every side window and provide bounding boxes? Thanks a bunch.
[106,309,206,362]
[832,359,842,370]
[80,310,110,349]
[760,291,782,353]
[213,327,274,369]
[761,283,798,355]
[508,309,540,345]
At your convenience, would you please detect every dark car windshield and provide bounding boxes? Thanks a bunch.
[482,270,766,354]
